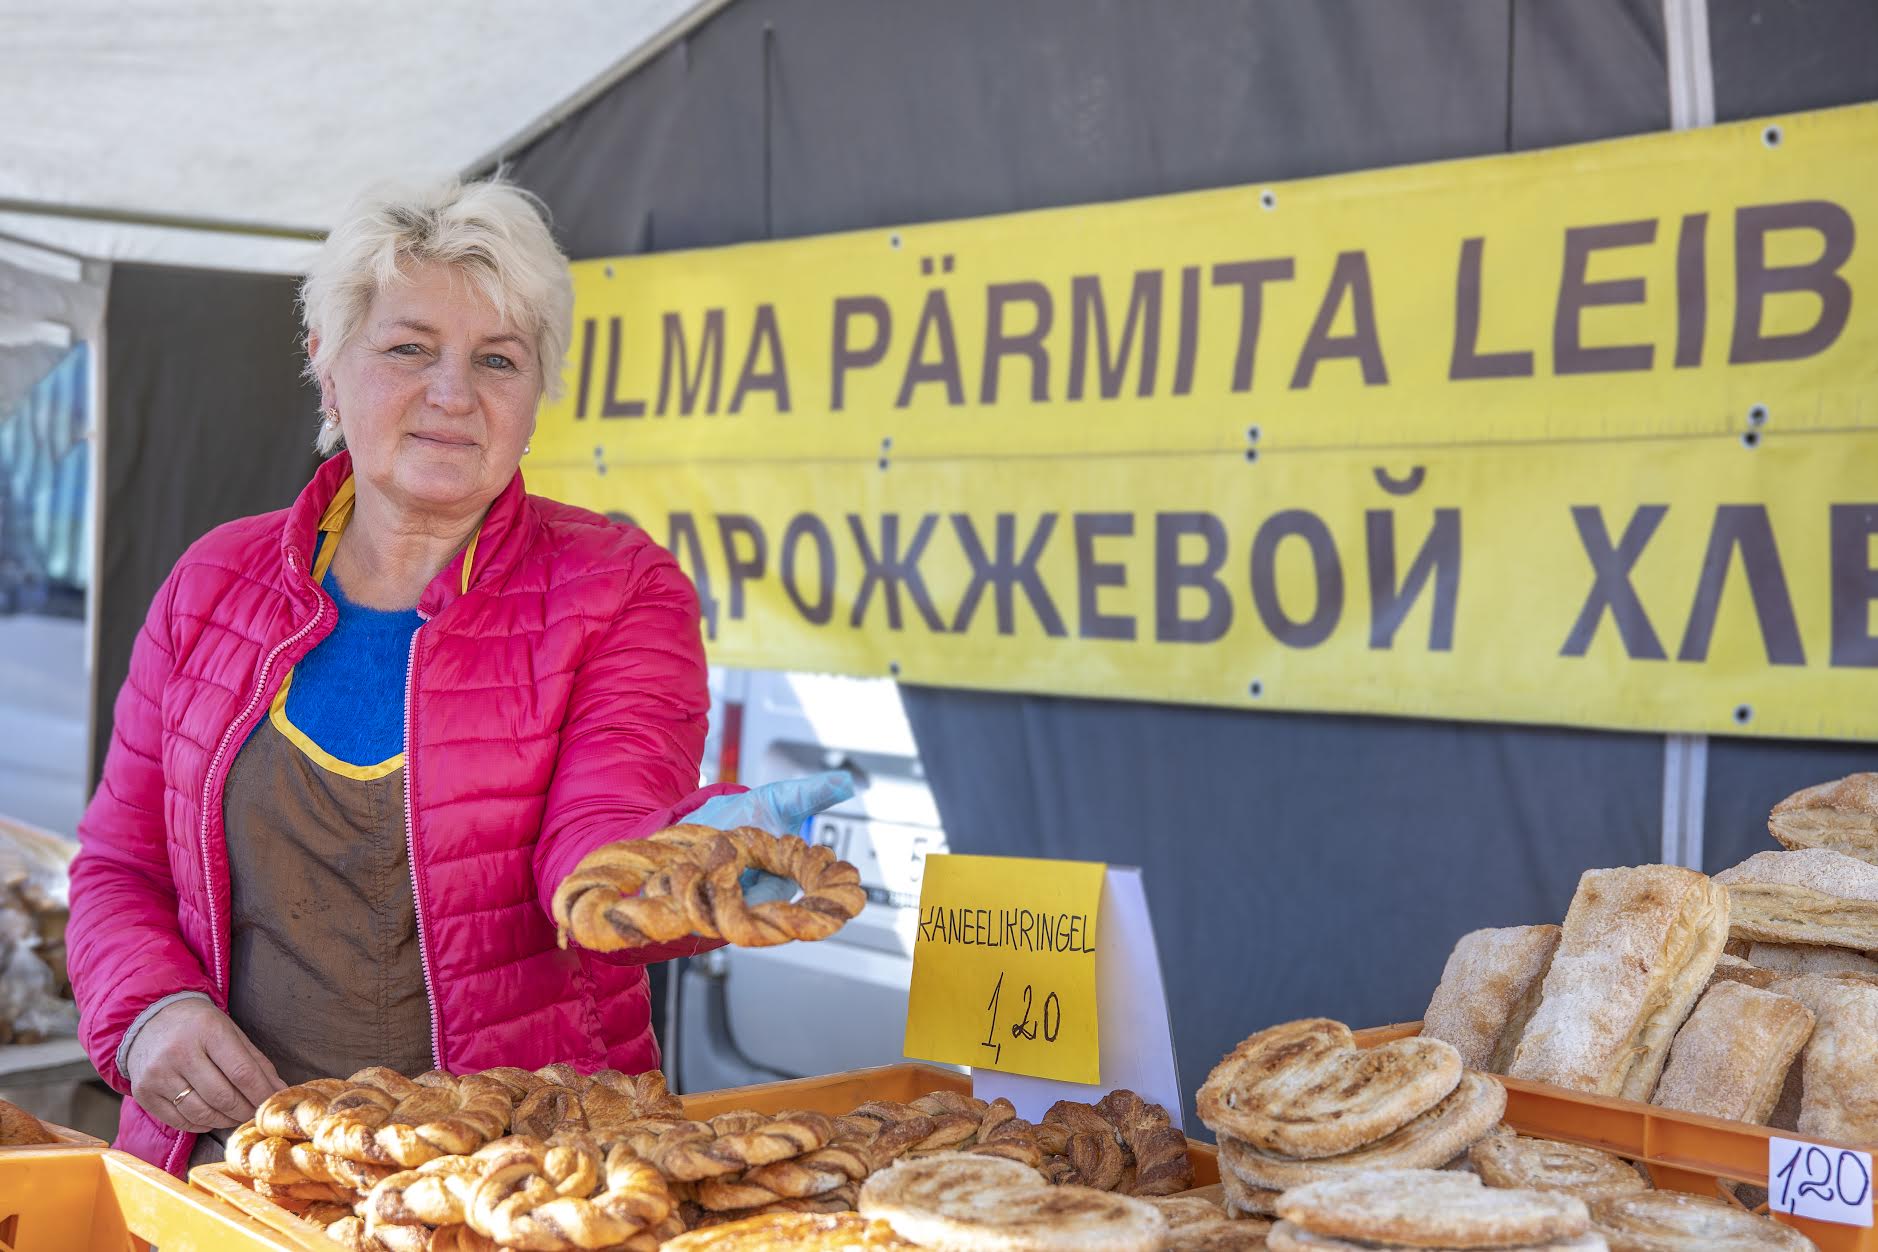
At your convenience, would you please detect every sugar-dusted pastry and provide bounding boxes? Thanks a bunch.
[1508,866,1728,1100]
[1769,972,1878,1145]
[1714,849,1878,953]
[1747,941,1878,977]
[1421,925,1561,1072]
[1651,981,1813,1124]
[1770,773,1878,864]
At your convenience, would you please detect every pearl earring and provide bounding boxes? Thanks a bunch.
[523,440,532,455]
[320,406,339,428]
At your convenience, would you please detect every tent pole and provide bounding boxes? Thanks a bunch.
[1659,0,1714,871]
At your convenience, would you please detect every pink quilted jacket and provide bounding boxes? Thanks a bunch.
[68,452,732,1174]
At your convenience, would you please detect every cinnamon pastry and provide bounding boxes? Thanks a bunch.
[255,1077,351,1140]
[225,1123,396,1192]
[313,1071,512,1168]
[649,1109,837,1182]
[1095,1089,1193,1196]
[470,1139,673,1250]
[554,824,864,951]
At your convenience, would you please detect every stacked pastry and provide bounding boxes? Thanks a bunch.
[225,1063,686,1250]
[224,1068,1195,1249]
[1197,1019,1508,1221]
[1265,1169,1606,1250]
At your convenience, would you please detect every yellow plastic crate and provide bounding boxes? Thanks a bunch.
[0,1148,300,1251]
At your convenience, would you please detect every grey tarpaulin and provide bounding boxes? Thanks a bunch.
[93,264,319,781]
[507,0,1875,1130]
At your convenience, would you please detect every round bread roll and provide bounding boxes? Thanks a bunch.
[1198,1020,1462,1160]
[661,1211,918,1249]
[1469,1135,1651,1200]
[1268,1221,1610,1250]
[1275,1168,1590,1248]
[858,1152,1163,1251]
[1589,1190,1817,1250]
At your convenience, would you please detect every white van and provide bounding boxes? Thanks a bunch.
[667,668,950,1091]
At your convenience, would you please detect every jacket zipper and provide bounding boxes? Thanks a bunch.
[404,619,445,1071]
[171,550,328,1173]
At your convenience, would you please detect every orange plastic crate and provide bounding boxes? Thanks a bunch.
[193,1062,1220,1246]
[0,1148,303,1251]
[1355,1021,1877,1252]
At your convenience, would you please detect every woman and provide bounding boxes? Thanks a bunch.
[66,177,846,1174]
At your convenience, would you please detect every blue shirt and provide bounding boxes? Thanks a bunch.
[273,557,423,773]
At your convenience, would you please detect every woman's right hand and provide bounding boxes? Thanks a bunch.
[124,998,285,1132]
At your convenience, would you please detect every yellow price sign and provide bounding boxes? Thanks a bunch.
[903,854,1105,1084]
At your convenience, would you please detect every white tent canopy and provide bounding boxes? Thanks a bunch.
[0,0,723,274]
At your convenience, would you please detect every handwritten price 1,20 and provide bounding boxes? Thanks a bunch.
[1770,1136,1874,1227]
[979,971,1062,1066]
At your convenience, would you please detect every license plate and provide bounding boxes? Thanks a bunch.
[807,813,947,909]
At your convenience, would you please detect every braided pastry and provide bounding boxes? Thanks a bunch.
[225,1123,397,1192]
[651,1109,837,1183]
[1095,1089,1192,1196]
[253,1176,356,1204]
[962,1098,1045,1169]
[255,1077,350,1140]
[553,825,741,949]
[555,825,865,951]
[471,1140,674,1250]
[704,828,866,948]
[314,1072,512,1167]
[844,1099,973,1155]
[364,1139,529,1229]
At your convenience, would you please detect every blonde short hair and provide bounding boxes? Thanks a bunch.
[301,176,573,455]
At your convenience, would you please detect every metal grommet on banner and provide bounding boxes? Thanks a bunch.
[1747,404,1769,427]
[1734,704,1755,725]
[878,435,892,471]
[1740,430,1761,450]
[603,264,615,278]
[1762,124,1783,149]
[1244,447,1260,463]
[890,232,902,249]
[889,660,901,677]
[1248,680,1264,699]
[1246,424,1262,443]
[1259,189,1277,211]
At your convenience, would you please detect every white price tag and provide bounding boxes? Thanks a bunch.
[1769,1136,1874,1227]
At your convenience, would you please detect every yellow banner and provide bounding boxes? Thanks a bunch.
[527,103,1878,740]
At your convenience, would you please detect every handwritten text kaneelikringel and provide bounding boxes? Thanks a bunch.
[917,904,1097,954]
